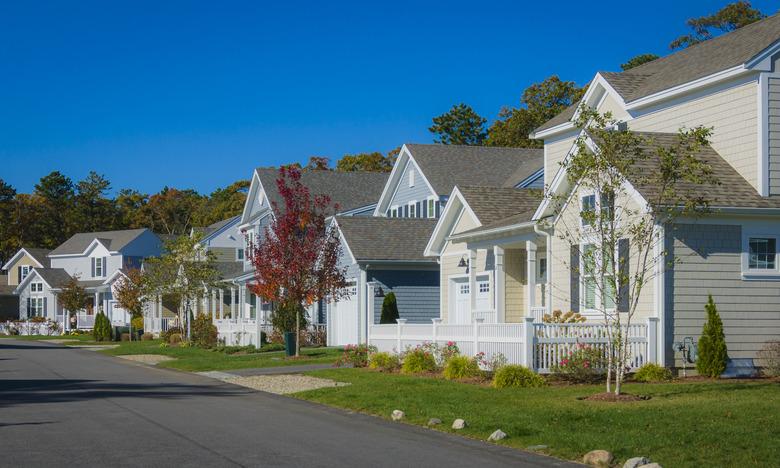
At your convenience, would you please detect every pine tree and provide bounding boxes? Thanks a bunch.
[379,292,400,324]
[92,312,112,342]
[696,295,728,377]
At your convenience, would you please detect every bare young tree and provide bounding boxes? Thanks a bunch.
[546,107,718,394]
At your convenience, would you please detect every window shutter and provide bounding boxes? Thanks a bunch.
[403,205,409,217]
[422,200,427,218]
[18,266,22,282]
[570,245,580,312]
[43,297,47,315]
[27,297,31,316]
[91,258,95,277]
[103,257,107,276]
[618,238,630,312]
[415,202,421,218]
[435,201,440,218]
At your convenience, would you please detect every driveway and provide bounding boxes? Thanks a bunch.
[0,340,576,467]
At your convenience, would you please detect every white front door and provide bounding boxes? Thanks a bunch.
[453,279,471,324]
[329,283,359,346]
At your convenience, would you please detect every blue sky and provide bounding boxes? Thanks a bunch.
[1,1,777,195]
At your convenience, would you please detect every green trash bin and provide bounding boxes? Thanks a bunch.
[284,332,296,356]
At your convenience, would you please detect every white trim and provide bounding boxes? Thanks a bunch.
[14,269,54,295]
[330,219,357,266]
[741,232,780,279]
[2,248,45,271]
[373,145,438,217]
[48,238,117,259]
[423,187,481,257]
[516,168,544,188]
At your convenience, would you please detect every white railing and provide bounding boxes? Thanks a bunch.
[368,317,659,373]
[530,306,546,323]
[0,320,62,336]
[214,318,263,346]
[77,314,95,329]
[473,309,497,323]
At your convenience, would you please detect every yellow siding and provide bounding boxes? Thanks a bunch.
[544,132,578,187]
[7,254,41,286]
[504,248,526,322]
[597,93,630,121]
[631,77,758,190]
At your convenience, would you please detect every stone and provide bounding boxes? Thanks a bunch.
[583,450,614,467]
[451,418,466,429]
[391,410,404,421]
[638,464,662,468]
[624,457,651,468]
[427,418,442,426]
[527,445,548,451]
[487,429,506,441]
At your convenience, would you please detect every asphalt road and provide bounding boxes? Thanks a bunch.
[0,340,576,467]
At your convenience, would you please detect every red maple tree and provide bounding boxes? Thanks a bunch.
[249,166,348,356]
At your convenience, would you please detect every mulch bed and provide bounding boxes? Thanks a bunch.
[580,392,650,402]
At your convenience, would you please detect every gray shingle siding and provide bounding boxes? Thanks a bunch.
[664,223,780,368]
[369,269,439,324]
[386,160,436,216]
[769,72,780,195]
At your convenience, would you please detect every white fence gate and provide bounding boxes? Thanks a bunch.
[369,317,659,373]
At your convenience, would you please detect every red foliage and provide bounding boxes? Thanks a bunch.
[249,167,348,308]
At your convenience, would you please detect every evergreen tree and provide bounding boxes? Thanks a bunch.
[429,103,487,145]
[92,312,112,341]
[379,291,400,324]
[696,295,729,377]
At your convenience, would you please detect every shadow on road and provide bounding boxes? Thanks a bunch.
[0,379,252,409]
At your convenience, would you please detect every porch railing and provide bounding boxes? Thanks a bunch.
[530,306,546,323]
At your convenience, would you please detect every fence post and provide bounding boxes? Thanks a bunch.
[473,318,484,355]
[523,316,535,369]
[431,318,441,346]
[396,319,407,353]
[646,317,659,365]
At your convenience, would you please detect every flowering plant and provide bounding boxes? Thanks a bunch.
[401,343,438,374]
[440,341,460,363]
[335,343,376,368]
[476,352,508,373]
[552,343,606,383]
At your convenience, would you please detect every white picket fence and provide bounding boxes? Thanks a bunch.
[214,318,269,346]
[0,320,62,336]
[369,317,659,373]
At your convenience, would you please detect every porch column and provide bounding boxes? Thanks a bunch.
[468,249,477,319]
[231,288,237,320]
[219,289,224,320]
[493,246,505,323]
[239,287,246,320]
[526,240,537,318]
[211,289,217,321]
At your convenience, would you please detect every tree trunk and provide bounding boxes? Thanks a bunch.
[295,305,300,357]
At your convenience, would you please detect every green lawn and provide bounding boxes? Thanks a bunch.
[296,369,780,467]
[98,339,342,372]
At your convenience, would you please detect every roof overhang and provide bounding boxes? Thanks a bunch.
[423,186,480,257]
[49,238,118,258]
[448,220,536,243]
[2,248,45,271]
[14,269,51,294]
[373,144,438,217]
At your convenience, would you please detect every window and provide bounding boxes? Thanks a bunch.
[600,190,615,223]
[538,258,547,283]
[581,243,616,311]
[390,207,398,218]
[581,195,596,226]
[30,297,44,317]
[409,170,415,187]
[478,281,490,293]
[20,265,31,282]
[409,202,416,218]
[94,257,104,277]
[582,244,596,309]
[31,282,43,293]
[237,248,245,261]
[749,237,776,270]
[459,284,470,294]
[427,199,436,218]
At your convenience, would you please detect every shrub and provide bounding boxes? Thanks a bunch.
[552,343,606,383]
[443,355,481,380]
[262,343,285,352]
[335,343,376,368]
[131,316,144,331]
[141,332,154,341]
[697,295,728,378]
[92,312,111,342]
[476,352,508,373]
[493,365,545,388]
[439,341,460,363]
[168,333,183,344]
[401,345,437,374]
[542,309,586,324]
[191,314,218,348]
[379,292,400,324]
[369,352,400,372]
[757,340,780,377]
[634,363,673,382]
[162,326,184,343]
[120,333,131,341]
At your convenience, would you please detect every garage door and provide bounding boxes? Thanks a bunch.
[329,283,359,346]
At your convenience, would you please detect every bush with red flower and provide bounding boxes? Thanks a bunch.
[551,343,606,383]
[335,343,376,368]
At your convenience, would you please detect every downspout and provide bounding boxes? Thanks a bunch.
[534,223,552,314]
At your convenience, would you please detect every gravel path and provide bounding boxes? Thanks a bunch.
[118,354,175,365]
[225,374,350,394]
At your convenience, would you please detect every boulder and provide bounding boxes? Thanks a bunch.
[391,410,404,421]
[427,418,442,426]
[638,464,662,468]
[624,457,651,468]
[488,429,506,441]
[583,450,614,467]
[451,419,466,430]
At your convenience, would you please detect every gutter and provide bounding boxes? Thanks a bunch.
[448,220,536,242]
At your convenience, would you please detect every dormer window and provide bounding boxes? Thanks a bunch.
[31,282,43,293]
[19,265,31,282]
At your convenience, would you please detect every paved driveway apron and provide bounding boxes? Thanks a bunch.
[0,340,577,467]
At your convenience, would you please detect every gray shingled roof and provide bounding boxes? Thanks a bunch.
[628,132,780,209]
[256,169,389,214]
[50,229,150,256]
[193,216,240,239]
[458,186,542,226]
[535,13,780,133]
[23,248,51,267]
[214,261,245,281]
[336,217,438,262]
[34,268,74,289]
[406,144,543,194]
